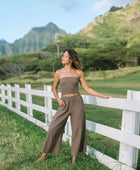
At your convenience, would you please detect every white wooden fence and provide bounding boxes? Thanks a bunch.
[0,84,140,170]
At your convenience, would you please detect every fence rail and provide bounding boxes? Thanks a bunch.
[0,84,140,170]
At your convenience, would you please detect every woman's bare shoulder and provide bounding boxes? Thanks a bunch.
[75,69,83,77]
[55,69,64,77]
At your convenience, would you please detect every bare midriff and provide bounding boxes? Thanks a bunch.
[62,93,79,97]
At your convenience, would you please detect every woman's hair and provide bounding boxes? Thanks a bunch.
[63,49,82,70]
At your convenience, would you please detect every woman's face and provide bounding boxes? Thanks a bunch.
[62,51,72,65]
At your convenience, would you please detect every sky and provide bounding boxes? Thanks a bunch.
[0,0,134,43]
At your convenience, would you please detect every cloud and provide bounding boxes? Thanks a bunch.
[93,0,134,14]
[38,0,81,13]
[60,0,81,13]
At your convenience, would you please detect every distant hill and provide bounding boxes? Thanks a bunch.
[0,22,66,57]
[42,0,140,71]
[78,0,140,48]
[0,0,140,75]
[45,0,140,52]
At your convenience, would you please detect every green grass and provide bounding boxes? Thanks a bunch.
[0,105,109,170]
[1,66,140,99]
[0,67,140,169]
[83,71,140,98]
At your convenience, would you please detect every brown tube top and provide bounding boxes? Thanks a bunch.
[60,77,79,95]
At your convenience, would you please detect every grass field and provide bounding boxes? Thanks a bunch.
[1,66,140,98]
[0,67,140,169]
[0,105,109,170]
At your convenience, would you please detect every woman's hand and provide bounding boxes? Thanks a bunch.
[103,95,112,98]
[57,99,65,106]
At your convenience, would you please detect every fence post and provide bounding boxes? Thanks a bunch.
[7,84,12,107]
[64,117,72,138]
[25,84,33,117]
[15,84,20,111]
[44,85,52,125]
[1,84,5,103]
[119,90,140,169]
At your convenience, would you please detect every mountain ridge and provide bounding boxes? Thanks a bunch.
[0,22,66,57]
[0,40,8,45]
[0,0,139,57]
[78,0,140,49]
[0,0,140,75]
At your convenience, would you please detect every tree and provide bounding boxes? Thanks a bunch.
[0,63,25,79]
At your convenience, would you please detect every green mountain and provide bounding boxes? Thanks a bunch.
[78,0,140,48]
[42,0,140,71]
[0,22,66,57]
[0,0,140,76]
[45,0,140,51]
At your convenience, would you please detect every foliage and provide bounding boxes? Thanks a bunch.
[109,6,123,12]
[43,35,92,53]
[1,67,140,99]
[37,57,62,72]
[0,1,140,77]
[0,63,25,79]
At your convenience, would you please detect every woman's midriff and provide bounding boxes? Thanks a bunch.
[61,93,79,97]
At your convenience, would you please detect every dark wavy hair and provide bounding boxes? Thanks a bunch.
[63,49,82,70]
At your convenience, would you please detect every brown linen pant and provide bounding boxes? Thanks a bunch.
[41,94,86,156]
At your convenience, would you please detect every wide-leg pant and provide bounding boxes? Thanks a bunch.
[41,94,86,156]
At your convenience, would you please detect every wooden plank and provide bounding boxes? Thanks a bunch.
[82,95,140,112]
[44,85,52,123]
[7,84,12,107]
[86,120,140,149]
[2,103,49,131]
[25,84,33,117]
[1,84,5,103]
[3,95,51,114]
[15,84,20,111]
[0,85,140,170]
[119,90,140,169]
[2,84,140,112]
[86,145,135,170]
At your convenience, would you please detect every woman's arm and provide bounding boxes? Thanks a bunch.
[79,71,112,98]
[52,71,65,106]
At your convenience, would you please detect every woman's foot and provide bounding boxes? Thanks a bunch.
[72,156,76,164]
[35,153,47,163]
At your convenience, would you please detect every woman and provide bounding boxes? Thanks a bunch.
[36,49,111,164]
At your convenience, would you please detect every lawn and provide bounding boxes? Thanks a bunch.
[0,105,109,170]
[0,67,140,169]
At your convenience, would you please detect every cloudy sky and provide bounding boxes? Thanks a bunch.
[0,0,134,43]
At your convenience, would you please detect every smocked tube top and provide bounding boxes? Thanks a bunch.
[60,77,79,95]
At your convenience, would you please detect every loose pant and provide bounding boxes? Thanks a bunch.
[41,94,86,156]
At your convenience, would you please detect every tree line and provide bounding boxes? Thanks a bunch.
[0,35,140,80]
